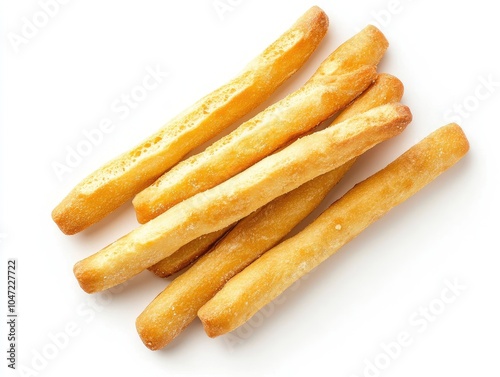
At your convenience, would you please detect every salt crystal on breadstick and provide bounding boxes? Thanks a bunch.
[74,103,411,293]
[197,123,469,337]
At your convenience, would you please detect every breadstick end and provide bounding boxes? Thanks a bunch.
[133,198,158,224]
[438,123,470,157]
[136,316,163,351]
[303,6,329,30]
[370,102,412,136]
[393,103,413,125]
[444,123,470,155]
[363,24,389,48]
[51,200,80,235]
[198,308,227,338]
[51,206,71,235]
[376,73,405,99]
[73,260,101,294]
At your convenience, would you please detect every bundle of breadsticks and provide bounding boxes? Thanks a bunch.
[51,6,469,350]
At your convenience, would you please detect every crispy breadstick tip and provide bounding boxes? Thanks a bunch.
[431,123,470,160]
[333,73,404,125]
[300,6,329,29]
[310,25,388,81]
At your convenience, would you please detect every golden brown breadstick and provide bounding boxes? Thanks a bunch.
[73,103,411,293]
[263,72,404,152]
[146,73,402,279]
[148,225,234,278]
[133,25,389,223]
[198,123,469,337]
[51,6,329,235]
[136,72,404,349]
[136,164,354,350]
[331,73,404,125]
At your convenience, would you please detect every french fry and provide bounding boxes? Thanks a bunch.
[51,6,329,235]
[133,25,388,223]
[197,123,469,337]
[73,103,411,293]
[135,73,404,350]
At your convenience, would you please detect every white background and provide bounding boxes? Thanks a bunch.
[1,0,499,376]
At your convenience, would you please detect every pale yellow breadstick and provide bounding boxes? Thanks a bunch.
[135,74,404,350]
[73,103,411,293]
[133,25,388,223]
[198,123,469,337]
[51,6,329,235]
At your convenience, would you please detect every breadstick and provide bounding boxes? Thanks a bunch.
[51,6,329,235]
[137,165,353,349]
[331,73,404,125]
[147,73,402,279]
[266,72,404,152]
[133,25,388,223]
[148,224,234,278]
[198,123,469,337]
[135,74,403,350]
[73,103,411,293]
